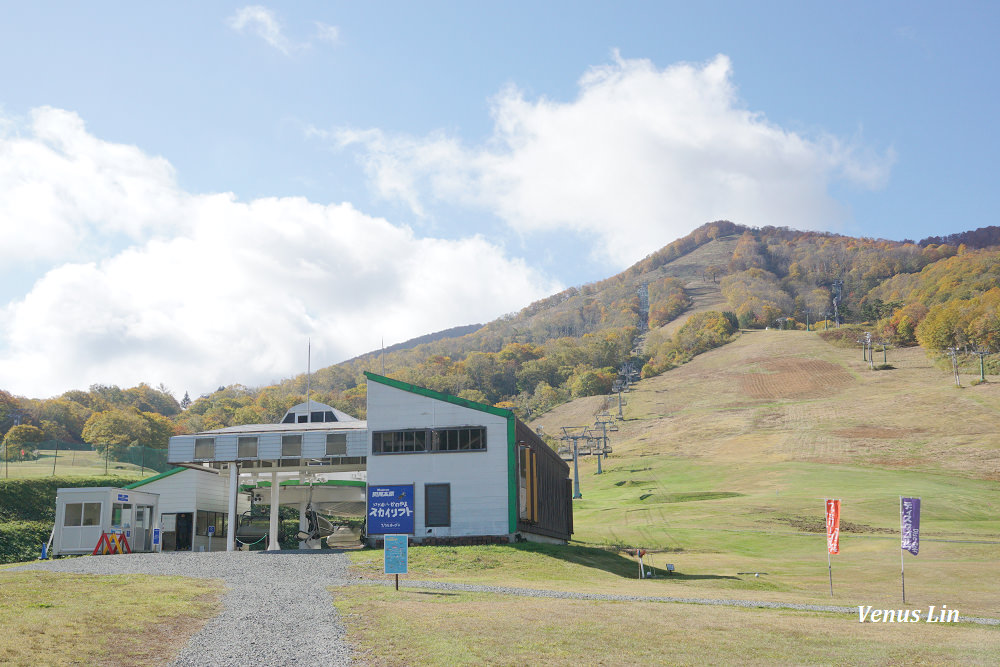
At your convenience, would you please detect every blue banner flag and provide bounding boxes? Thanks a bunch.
[367,484,415,535]
[900,497,920,556]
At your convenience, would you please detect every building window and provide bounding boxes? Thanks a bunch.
[282,434,302,457]
[425,484,451,527]
[281,413,295,424]
[324,411,338,422]
[64,503,82,526]
[372,427,486,455]
[237,436,258,458]
[82,502,101,526]
[194,437,215,459]
[326,433,347,456]
[196,510,227,537]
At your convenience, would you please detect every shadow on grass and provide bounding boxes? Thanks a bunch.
[507,542,739,581]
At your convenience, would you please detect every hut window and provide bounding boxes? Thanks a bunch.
[282,435,302,457]
[64,503,83,526]
[425,484,451,527]
[82,502,101,526]
[238,436,258,458]
[326,433,347,456]
[194,437,215,459]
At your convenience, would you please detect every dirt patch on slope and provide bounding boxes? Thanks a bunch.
[739,357,854,400]
[833,426,922,439]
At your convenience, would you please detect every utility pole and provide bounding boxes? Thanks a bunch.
[560,427,585,499]
[947,347,961,386]
[970,346,990,382]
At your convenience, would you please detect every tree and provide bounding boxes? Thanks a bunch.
[4,424,44,461]
[180,391,192,410]
[81,409,152,460]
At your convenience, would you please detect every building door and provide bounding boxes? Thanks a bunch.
[175,512,193,551]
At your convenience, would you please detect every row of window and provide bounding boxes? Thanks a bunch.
[194,433,349,460]
[371,427,487,455]
[191,427,487,459]
[281,410,340,424]
[63,502,102,527]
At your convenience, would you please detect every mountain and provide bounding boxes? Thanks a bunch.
[5,221,1000,441]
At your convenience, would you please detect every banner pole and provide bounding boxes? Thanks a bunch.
[827,549,833,597]
[899,496,906,604]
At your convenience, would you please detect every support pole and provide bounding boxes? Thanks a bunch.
[572,440,582,499]
[828,550,834,597]
[267,471,281,550]
[299,501,308,549]
[226,462,238,552]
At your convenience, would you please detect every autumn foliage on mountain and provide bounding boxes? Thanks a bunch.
[3,221,999,455]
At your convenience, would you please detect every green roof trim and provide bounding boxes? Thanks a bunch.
[248,479,367,489]
[125,466,188,489]
[364,371,514,418]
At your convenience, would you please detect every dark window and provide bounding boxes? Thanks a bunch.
[196,510,227,537]
[311,411,324,423]
[425,484,451,527]
[281,413,295,424]
[297,414,308,423]
[373,427,486,455]
[64,503,83,526]
[194,437,215,459]
[238,436,258,458]
[326,433,347,456]
[324,411,338,422]
[282,435,302,457]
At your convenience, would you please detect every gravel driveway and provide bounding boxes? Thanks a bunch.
[15,550,356,666]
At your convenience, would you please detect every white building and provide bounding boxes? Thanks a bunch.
[164,373,573,550]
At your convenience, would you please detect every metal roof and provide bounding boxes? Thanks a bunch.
[196,420,368,435]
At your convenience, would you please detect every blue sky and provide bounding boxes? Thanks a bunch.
[1,2,998,398]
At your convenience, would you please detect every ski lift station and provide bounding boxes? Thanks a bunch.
[52,372,572,555]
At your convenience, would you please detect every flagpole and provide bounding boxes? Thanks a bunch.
[827,548,834,597]
[899,496,906,604]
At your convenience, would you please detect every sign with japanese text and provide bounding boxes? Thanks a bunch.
[900,497,921,556]
[384,534,408,574]
[367,484,415,534]
[826,499,841,555]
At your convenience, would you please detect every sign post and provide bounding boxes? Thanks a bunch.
[208,524,215,552]
[384,534,408,591]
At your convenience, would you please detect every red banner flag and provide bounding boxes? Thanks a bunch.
[826,499,841,555]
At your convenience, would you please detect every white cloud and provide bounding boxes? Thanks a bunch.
[0,107,184,265]
[314,21,340,44]
[226,6,341,54]
[335,53,895,267]
[0,108,560,398]
[227,5,295,55]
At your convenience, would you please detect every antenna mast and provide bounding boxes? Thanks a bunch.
[306,338,312,417]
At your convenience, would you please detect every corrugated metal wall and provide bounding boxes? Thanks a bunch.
[515,420,573,541]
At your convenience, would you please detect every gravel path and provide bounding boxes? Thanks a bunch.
[14,551,357,665]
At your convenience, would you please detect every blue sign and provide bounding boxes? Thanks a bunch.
[117,493,129,502]
[153,528,161,546]
[384,534,408,574]
[207,525,215,535]
[367,484,415,534]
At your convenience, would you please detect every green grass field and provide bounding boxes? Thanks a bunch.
[333,331,1000,663]
[2,448,154,480]
[4,328,999,663]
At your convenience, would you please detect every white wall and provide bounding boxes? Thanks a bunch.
[366,380,511,538]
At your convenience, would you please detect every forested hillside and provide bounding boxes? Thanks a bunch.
[3,221,999,462]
